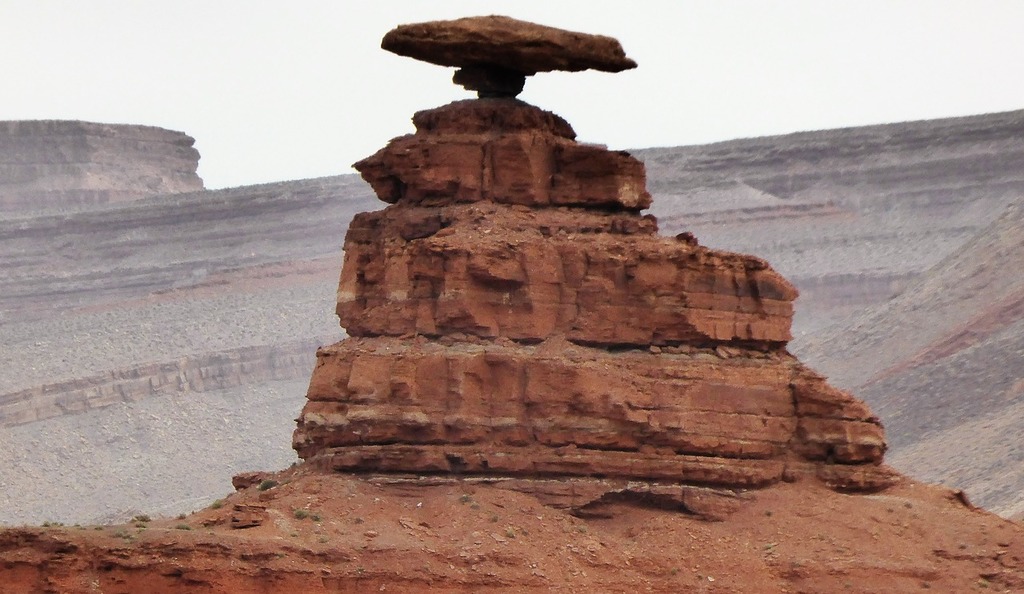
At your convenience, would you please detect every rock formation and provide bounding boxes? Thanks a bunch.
[5,17,1024,594]
[292,15,896,514]
[0,120,202,211]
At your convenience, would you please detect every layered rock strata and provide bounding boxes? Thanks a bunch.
[293,17,896,509]
[0,120,202,210]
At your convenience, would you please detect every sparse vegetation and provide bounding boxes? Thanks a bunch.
[258,479,279,491]
[175,524,191,531]
[293,509,310,520]
[132,514,151,523]
[209,499,224,510]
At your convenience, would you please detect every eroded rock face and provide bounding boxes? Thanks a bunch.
[295,337,892,493]
[355,100,651,209]
[296,36,896,508]
[336,200,794,347]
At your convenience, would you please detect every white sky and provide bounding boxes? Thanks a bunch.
[3,1,1023,189]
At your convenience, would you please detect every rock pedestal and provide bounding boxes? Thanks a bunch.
[293,16,896,516]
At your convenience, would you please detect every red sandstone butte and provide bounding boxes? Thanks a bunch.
[297,93,895,500]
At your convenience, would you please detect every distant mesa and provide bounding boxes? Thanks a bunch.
[0,120,202,211]
[382,15,637,97]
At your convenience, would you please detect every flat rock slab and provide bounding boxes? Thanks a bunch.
[382,15,637,75]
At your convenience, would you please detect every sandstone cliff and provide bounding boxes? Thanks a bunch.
[0,120,202,211]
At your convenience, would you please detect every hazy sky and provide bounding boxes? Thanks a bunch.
[3,1,1023,189]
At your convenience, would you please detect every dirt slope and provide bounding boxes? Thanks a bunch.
[802,196,1024,516]
[2,469,1022,593]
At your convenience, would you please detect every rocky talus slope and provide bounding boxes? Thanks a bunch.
[637,109,1024,334]
[0,120,203,211]
[1,15,1022,593]
[0,175,376,524]
[802,195,1024,517]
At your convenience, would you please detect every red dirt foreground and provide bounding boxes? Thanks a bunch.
[2,15,1022,593]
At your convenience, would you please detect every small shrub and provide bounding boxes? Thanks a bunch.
[293,509,310,520]
[311,514,322,522]
[209,500,224,510]
[132,514,151,523]
[459,494,472,504]
[258,479,279,491]
[175,524,192,531]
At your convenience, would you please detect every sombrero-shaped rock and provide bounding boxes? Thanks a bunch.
[382,15,637,97]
